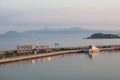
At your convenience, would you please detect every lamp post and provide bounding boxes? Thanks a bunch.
[54,43,60,51]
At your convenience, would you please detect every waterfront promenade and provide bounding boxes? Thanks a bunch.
[0,50,79,64]
[0,45,120,64]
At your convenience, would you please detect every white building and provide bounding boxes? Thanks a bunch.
[17,45,50,50]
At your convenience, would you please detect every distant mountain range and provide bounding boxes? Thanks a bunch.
[0,28,120,38]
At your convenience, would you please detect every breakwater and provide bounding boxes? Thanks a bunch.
[0,50,79,64]
[0,45,120,64]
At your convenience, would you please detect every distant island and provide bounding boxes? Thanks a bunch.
[0,28,120,38]
[87,33,120,39]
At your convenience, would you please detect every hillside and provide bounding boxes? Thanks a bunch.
[87,33,120,39]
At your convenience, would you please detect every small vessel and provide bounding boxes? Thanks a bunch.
[88,45,100,53]
[84,45,100,53]
[84,45,100,58]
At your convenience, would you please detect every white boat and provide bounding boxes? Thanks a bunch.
[84,45,100,53]
[89,45,100,53]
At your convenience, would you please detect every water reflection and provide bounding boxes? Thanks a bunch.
[82,51,100,60]
[31,60,35,64]
[88,52,100,58]
[31,57,51,64]
[0,53,80,66]
[0,57,52,66]
[84,50,120,59]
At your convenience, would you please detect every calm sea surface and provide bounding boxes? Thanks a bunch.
[0,51,120,80]
[0,33,120,80]
[0,33,120,50]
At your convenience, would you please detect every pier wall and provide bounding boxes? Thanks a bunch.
[0,45,120,64]
[0,45,120,55]
[0,50,79,64]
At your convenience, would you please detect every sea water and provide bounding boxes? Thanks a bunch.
[0,33,120,50]
[0,33,120,80]
[0,51,120,80]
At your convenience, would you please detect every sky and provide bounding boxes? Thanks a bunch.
[0,0,120,33]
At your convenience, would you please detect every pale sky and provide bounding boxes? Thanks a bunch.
[0,0,120,32]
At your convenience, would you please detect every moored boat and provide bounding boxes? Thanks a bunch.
[84,45,100,53]
[89,45,100,53]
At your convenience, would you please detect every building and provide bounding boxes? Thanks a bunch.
[17,45,50,50]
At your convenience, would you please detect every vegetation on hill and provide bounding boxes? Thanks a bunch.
[87,33,120,39]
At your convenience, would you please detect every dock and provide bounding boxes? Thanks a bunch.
[0,45,120,64]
